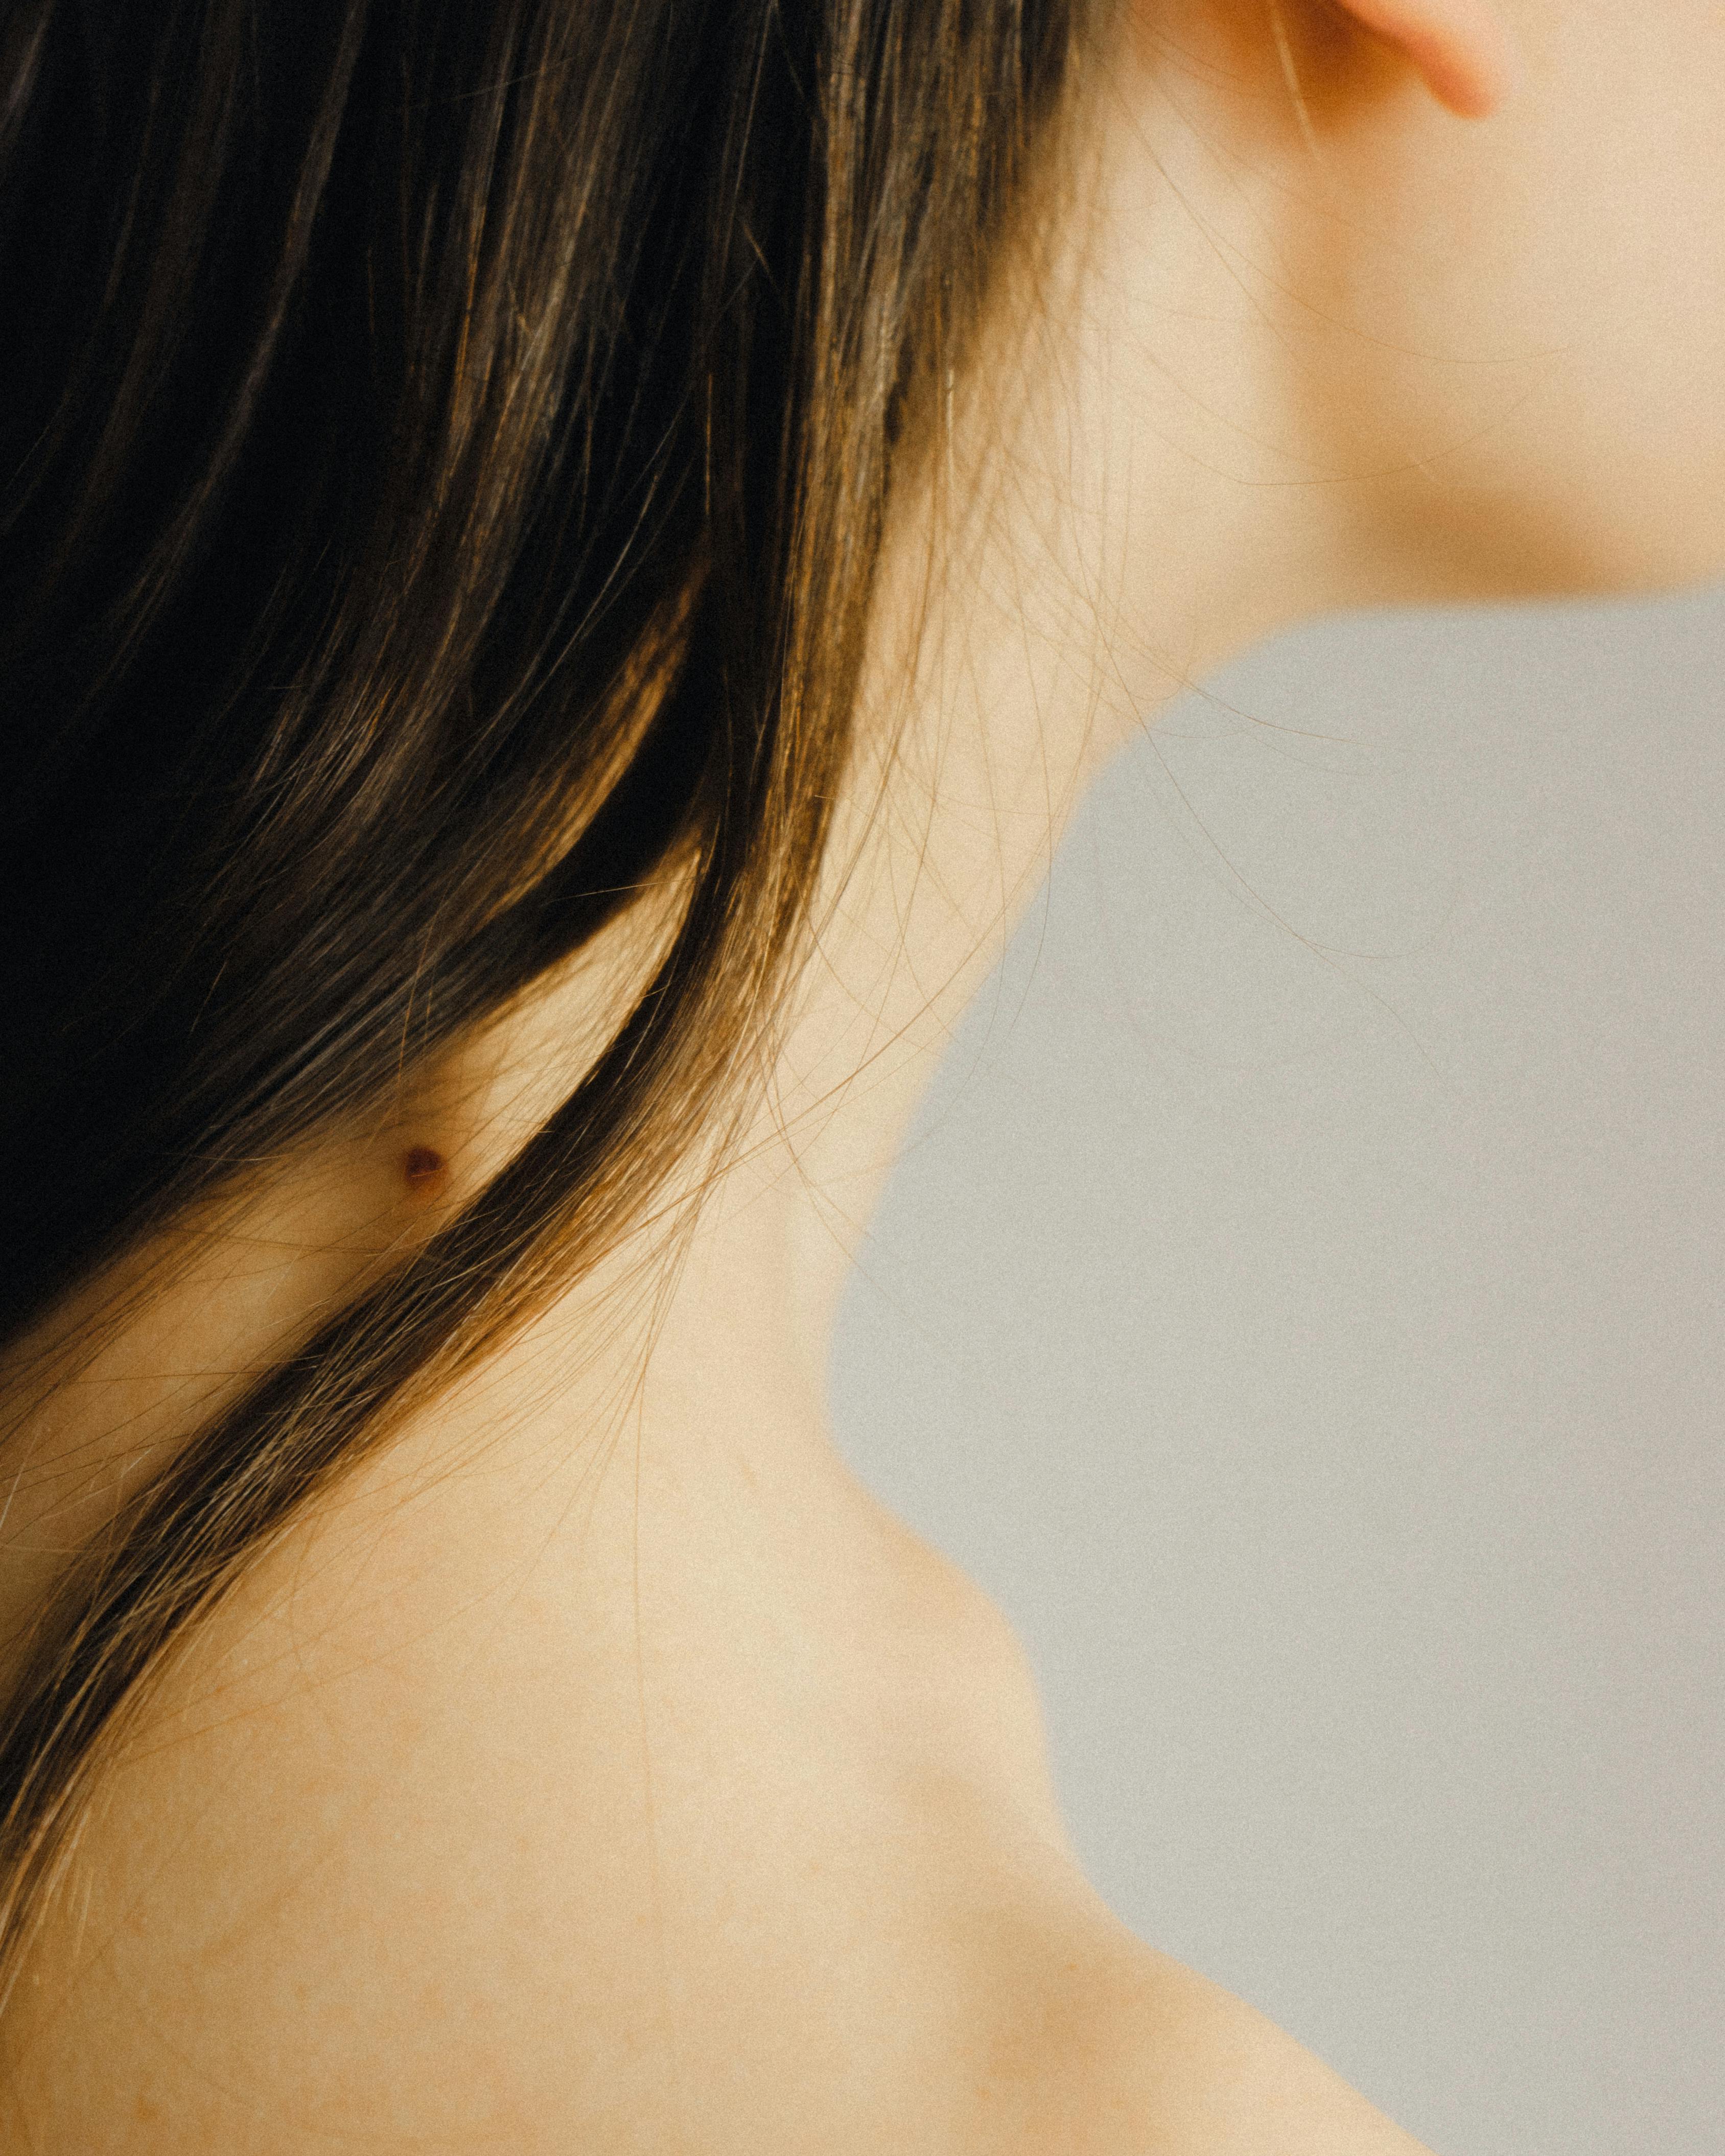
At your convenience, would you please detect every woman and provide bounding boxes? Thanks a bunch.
[0,0,1719,2144]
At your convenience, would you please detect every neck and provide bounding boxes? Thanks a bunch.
[2,38,1394,1713]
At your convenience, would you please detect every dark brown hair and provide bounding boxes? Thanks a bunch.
[0,0,1090,1995]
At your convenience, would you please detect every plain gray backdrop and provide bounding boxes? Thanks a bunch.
[828,589,1724,2156]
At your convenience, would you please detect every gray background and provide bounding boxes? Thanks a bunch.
[828,590,1724,2156]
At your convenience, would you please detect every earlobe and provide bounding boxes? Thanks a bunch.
[1332,0,1519,118]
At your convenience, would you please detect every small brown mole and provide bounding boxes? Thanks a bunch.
[401,1144,450,1201]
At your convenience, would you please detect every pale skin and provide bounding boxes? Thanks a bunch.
[4,0,1725,2145]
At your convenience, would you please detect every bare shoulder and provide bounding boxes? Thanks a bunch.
[0,1349,1435,2156]
[966,1918,1437,2156]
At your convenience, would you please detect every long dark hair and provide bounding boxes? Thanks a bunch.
[0,0,1089,1995]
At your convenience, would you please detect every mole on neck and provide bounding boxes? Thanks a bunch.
[401,1145,450,1202]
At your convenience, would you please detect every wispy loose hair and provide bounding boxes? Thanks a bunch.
[0,0,1093,2001]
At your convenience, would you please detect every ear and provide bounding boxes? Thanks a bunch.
[1330,0,1519,118]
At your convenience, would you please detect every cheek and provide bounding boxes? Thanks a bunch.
[1447,16,1725,593]
[1302,13,1725,604]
